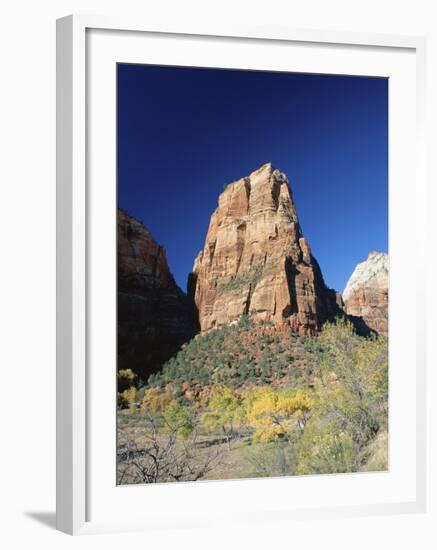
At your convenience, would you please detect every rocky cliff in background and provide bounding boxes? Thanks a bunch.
[343,252,388,336]
[188,163,343,335]
[118,209,197,379]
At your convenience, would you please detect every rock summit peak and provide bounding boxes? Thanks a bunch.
[189,165,341,334]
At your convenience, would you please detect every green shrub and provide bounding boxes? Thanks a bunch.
[297,419,356,475]
[221,266,263,291]
[201,386,246,446]
[163,403,195,439]
[241,438,299,478]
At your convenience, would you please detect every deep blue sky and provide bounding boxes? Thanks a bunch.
[117,64,388,294]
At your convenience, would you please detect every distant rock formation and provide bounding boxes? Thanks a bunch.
[118,209,197,379]
[343,252,388,336]
[188,163,342,335]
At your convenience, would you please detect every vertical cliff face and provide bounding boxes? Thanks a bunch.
[189,163,342,335]
[343,252,388,336]
[118,209,197,379]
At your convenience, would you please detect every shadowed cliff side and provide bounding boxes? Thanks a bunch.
[117,209,198,380]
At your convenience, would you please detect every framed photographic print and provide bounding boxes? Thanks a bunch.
[56,15,427,535]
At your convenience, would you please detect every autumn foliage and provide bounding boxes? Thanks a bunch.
[118,318,388,483]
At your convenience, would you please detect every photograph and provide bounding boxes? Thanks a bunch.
[0,0,431,545]
[116,63,389,485]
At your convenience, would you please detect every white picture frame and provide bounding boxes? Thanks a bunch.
[56,14,427,535]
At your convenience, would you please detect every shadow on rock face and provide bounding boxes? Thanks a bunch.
[346,314,377,337]
[117,209,199,382]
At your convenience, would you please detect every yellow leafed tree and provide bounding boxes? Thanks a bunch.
[201,386,246,447]
[141,386,172,413]
[244,387,313,442]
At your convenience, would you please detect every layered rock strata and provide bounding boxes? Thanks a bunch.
[189,163,342,335]
[343,252,388,336]
[118,209,197,379]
